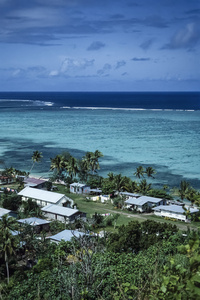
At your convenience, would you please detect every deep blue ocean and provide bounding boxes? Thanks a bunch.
[0,92,200,190]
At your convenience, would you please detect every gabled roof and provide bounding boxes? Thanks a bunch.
[0,208,11,217]
[120,192,140,197]
[48,229,86,242]
[70,182,87,188]
[24,177,46,187]
[18,187,66,204]
[125,195,163,206]
[42,204,79,217]
[153,205,199,214]
[18,217,50,226]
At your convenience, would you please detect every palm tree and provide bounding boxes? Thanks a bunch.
[50,154,66,180]
[0,215,18,284]
[30,151,43,174]
[145,167,156,178]
[179,180,190,201]
[134,166,145,179]
[138,179,151,195]
[67,156,79,179]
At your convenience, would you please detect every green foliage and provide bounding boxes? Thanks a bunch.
[2,193,22,211]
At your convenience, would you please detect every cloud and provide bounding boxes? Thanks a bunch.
[131,57,150,61]
[163,22,200,49]
[87,41,105,51]
[50,58,95,77]
[97,63,112,76]
[140,39,154,50]
[115,60,126,69]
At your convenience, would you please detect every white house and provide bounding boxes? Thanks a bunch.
[41,204,86,223]
[153,205,199,222]
[125,196,165,212]
[18,187,73,207]
[17,217,51,233]
[70,183,89,194]
[48,229,87,243]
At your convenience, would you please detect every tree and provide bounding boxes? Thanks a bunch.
[82,150,103,175]
[67,156,79,179]
[0,215,18,284]
[145,166,156,178]
[30,151,43,174]
[134,166,145,179]
[178,180,190,201]
[50,154,66,180]
[2,193,22,211]
[138,179,151,194]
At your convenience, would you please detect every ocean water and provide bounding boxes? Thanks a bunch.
[0,92,199,189]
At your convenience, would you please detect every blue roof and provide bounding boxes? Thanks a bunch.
[125,196,163,206]
[49,229,86,242]
[153,205,199,214]
[18,217,50,226]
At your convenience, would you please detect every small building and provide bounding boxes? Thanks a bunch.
[18,217,51,233]
[153,205,199,222]
[48,229,87,244]
[0,208,12,219]
[125,196,165,212]
[42,204,86,223]
[23,177,46,189]
[18,187,73,207]
[120,192,140,200]
[0,176,14,185]
[70,183,90,194]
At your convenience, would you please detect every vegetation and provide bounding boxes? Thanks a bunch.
[0,150,200,298]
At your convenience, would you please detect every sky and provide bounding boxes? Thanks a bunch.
[0,0,200,92]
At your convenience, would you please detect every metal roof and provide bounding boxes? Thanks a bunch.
[0,208,11,217]
[153,205,199,214]
[42,204,79,217]
[125,195,163,206]
[18,187,66,204]
[49,229,86,242]
[18,217,50,226]
[24,177,46,185]
[70,182,87,188]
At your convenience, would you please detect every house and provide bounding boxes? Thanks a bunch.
[18,217,51,233]
[120,192,140,199]
[18,187,73,207]
[70,182,90,194]
[0,176,14,185]
[48,229,87,244]
[42,204,86,223]
[0,208,11,219]
[125,196,165,212]
[153,205,199,222]
[23,177,46,189]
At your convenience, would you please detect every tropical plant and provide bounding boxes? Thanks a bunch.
[0,215,18,284]
[145,166,156,178]
[178,180,190,201]
[30,151,43,174]
[134,166,145,179]
[50,154,66,180]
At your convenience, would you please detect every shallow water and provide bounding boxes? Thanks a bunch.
[0,103,200,189]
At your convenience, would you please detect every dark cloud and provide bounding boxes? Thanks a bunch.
[140,38,154,50]
[131,57,150,61]
[87,41,105,51]
[163,22,200,50]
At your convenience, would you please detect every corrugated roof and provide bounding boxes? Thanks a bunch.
[0,208,11,217]
[42,204,79,217]
[18,187,65,204]
[70,182,87,188]
[125,195,163,206]
[24,177,46,185]
[18,217,50,226]
[153,205,199,214]
[49,229,86,242]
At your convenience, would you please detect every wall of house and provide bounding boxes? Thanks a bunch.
[154,210,186,221]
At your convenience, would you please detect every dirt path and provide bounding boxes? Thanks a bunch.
[102,208,198,231]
